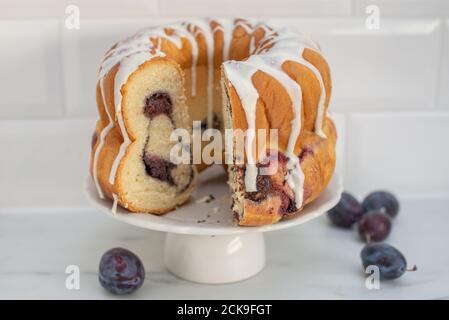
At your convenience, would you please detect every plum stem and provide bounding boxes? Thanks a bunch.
[407,265,418,272]
[365,233,372,244]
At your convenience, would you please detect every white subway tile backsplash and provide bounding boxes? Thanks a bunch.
[62,19,173,116]
[0,118,94,209]
[0,20,64,118]
[1,0,447,20]
[354,0,449,18]
[0,0,64,19]
[158,0,352,17]
[345,112,449,197]
[439,20,449,109]
[0,0,158,19]
[269,19,443,111]
[0,6,448,207]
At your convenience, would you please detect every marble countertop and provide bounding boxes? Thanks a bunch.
[1,198,448,300]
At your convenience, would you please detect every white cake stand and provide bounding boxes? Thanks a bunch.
[85,166,342,284]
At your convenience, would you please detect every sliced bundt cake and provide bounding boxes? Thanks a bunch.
[90,18,336,225]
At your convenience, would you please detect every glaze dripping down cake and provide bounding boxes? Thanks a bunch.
[90,18,336,226]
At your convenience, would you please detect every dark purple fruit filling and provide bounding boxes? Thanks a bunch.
[286,198,297,213]
[279,192,291,213]
[143,154,175,185]
[143,91,172,119]
[98,247,145,295]
[242,151,298,214]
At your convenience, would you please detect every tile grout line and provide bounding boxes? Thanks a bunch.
[435,19,448,109]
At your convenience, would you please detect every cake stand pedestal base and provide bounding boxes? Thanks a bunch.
[164,232,265,284]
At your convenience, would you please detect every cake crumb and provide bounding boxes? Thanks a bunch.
[195,194,215,204]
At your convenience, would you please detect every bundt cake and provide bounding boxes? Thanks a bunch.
[90,18,337,226]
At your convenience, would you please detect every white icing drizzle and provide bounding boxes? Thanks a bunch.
[252,23,275,53]
[190,19,215,128]
[138,23,199,97]
[92,19,329,211]
[235,20,253,34]
[112,193,118,214]
[93,34,155,199]
[257,33,326,138]
[213,19,235,62]
[235,20,257,55]
[249,36,256,55]
[223,62,259,192]
[255,55,304,207]
[104,23,200,97]
[214,19,259,58]
[223,27,328,208]
[256,32,320,54]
